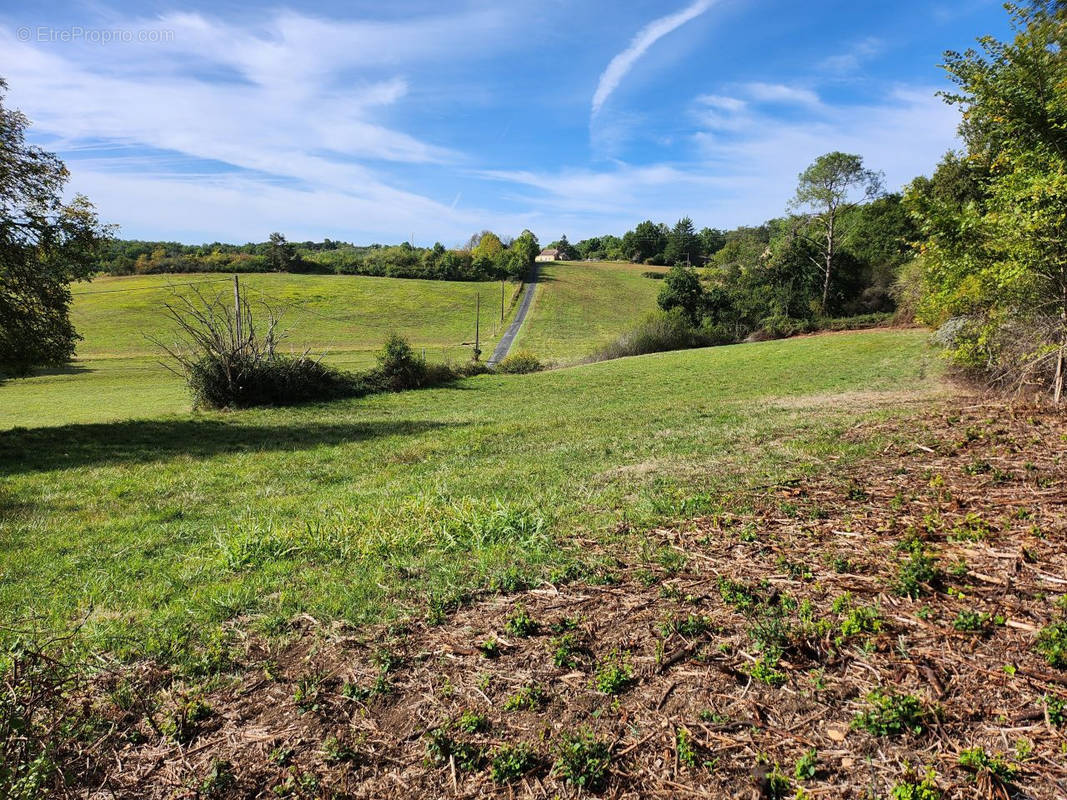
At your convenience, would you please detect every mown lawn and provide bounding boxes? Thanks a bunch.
[0,330,940,664]
[513,261,667,363]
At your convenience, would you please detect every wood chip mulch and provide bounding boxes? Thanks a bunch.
[38,403,1067,798]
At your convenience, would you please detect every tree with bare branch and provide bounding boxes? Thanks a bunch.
[789,152,884,315]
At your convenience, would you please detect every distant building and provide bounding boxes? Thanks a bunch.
[536,248,563,262]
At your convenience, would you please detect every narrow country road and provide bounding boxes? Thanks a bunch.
[487,265,539,366]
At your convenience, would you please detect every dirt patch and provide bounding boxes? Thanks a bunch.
[15,403,1067,799]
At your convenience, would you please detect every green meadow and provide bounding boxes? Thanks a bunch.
[515,261,667,363]
[0,328,939,663]
[2,265,664,429]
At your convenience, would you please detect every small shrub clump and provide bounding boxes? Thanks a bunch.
[890,768,942,800]
[490,743,536,783]
[895,543,941,598]
[553,729,611,790]
[504,604,540,638]
[425,728,482,771]
[957,747,1016,782]
[187,352,361,409]
[503,684,545,712]
[157,287,366,409]
[494,349,543,374]
[591,309,713,362]
[593,650,634,695]
[852,689,931,737]
[1036,618,1067,668]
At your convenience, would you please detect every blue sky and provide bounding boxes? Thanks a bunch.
[1,0,1009,246]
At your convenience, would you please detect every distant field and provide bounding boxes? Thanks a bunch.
[514,261,666,363]
[1,273,522,428]
[0,329,941,661]
[3,265,668,428]
[69,272,514,362]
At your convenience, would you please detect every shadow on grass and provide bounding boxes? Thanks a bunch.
[0,363,95,386]
[0,418,461,474]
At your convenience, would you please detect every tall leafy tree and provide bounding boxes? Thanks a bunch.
[664,216,701,266]
[657,265,705,324]
[698,227,727,258]
[471,231,504,261]
[790,152,884,313]
[910,1,1067,400]
[0,78,111,375]
[622,220,668,264]
[553,234,579,261]
[267,232,299,271]
[506,229,540,278]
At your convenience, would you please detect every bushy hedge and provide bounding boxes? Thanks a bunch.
[494,350,543,374]
[591,310,713,362]
[187,354,364,409]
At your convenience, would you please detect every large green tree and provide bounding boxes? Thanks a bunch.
[909,1,1067,400]
[622,220,668,264]
[790,152,884,313]
[663,216,701,267]
[0,78,111,374]
[657,265,705,324]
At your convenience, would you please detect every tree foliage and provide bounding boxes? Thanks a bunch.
[0,78,111,374]
[790,152,884,313]
[908,1,1067,399]
[663,217,701,267]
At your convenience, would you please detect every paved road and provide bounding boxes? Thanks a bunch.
[487,265,539,366]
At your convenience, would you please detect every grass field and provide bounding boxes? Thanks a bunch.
[2,266,666,428]
[2,273,521,428]
[69,273,514,362]
[514,261,666,363]
[0,329,940,664]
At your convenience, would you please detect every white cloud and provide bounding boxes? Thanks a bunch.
[475,86,959,237]
[742,82,822,107]
[0,7,524,242]
[695,94,747,112]
[591,0,715,117]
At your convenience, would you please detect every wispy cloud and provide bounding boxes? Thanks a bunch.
[742,82,822,107]
[819,37,883,74]
[477,85,959,236]
[591,0,715,117]
[0,7,523,242]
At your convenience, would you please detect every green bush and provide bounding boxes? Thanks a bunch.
[852,689,930,736]
[370,332,430,391]
[819,312,894,331]
[752,315,816,341]
[454,360,491,377]
[890,768,942,800]
[495,350,543,374]
[187,353,363,409]
[592,309,710,361]
[1036,618,1067,668]
[490,743,535,782]
[553,729,611,790]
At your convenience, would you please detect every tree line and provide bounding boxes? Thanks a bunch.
[98,230,540,283]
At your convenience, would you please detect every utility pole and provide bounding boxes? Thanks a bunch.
[475,293,480,359]
[233,274,242,343]
[500,279,505,323]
